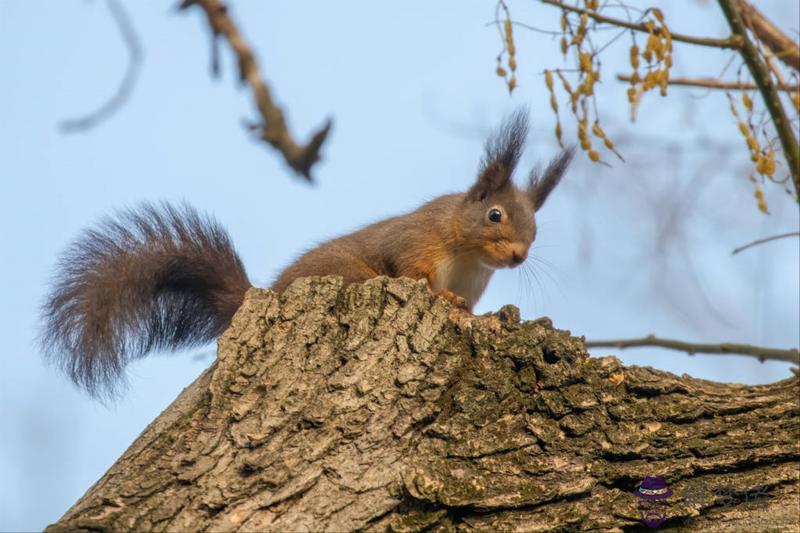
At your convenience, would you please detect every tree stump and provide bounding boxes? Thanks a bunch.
[48,277,800,531]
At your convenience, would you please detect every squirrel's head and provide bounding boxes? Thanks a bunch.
[461,110,574,269]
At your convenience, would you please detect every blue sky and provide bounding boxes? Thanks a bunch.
[1,1,797,530]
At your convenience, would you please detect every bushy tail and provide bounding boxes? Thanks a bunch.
[41,202,252,398]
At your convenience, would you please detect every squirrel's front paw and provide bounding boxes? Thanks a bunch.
[433,289,469,311]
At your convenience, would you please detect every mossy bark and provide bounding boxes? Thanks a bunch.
[48,277,799,532]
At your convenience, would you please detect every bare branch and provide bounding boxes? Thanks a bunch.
[179,0,332,182]
[718,0,800,198]
[60,0,142,132]
[735,0,799,72]
[540,0,743,49]
[586,335,799,365]
[764,48,799,114]
[732,231,800,255]
[616,74,799,92]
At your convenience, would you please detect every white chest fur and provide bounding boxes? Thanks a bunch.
[432,255,495,308]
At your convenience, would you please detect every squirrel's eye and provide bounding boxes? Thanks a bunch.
[488,208,503,223]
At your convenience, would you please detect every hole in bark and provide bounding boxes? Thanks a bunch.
[600,475,642,493]
[542,345,560,364]
[238,463,259,477]
[298,418,324,430]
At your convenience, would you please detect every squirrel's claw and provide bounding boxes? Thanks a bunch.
[433,288,470,312]
[452,295,468,310]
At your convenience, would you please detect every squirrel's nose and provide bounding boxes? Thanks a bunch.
[511,249,528,266]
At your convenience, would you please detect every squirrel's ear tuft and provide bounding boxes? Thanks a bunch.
[467,109,529,201]
[528,148,575,210]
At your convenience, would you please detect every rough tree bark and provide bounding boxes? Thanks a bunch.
[48,277,799,532]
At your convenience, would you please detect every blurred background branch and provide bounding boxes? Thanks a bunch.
[717,0,799,197]
[178,0,331,181]
[60,0,331,181]
[734,0,799,72]
[616,74,798,92]
[540,0,743,49]
[532,0,799,198]
[732,231,800,255]
[586,335,800,364]
[59,0,142,132]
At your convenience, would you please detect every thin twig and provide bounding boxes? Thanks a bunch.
[718,0,800,198]
[616,74,798,92]
[540,0,743,49]
[731,231,800,254]
[179,0,331,182]
[763,48,798,111]
[60,0,143,132]
[484,19,561,36]
[586,335,800,365]
[734,0,799,72]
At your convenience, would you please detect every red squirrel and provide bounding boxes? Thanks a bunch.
[41,110,573,397]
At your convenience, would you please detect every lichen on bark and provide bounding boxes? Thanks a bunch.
[48,276,799,532]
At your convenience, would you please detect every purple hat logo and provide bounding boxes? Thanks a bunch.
[635,476,673,528]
